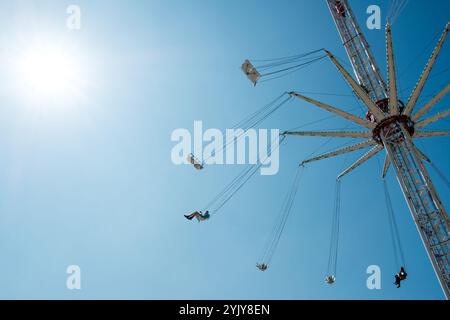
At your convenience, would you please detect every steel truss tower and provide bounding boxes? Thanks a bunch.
[326,0,450,298]
[289,0,450,298]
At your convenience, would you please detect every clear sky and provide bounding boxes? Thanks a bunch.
[0,0,448,299]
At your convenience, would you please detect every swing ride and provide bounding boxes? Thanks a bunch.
[186,0,450,299]
[187,153,204,171]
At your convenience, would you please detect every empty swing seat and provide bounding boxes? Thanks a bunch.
[241,60,261,86]
[187,154,204,170]
[256,263,268,272]
[325,275,336,284]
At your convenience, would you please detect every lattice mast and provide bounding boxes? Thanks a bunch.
[317,0,450,298]
[327,0,388,102]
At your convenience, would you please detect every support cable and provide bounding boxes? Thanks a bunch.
[383,179,407,269]
[204,135,287,216]
[326,179,342,283]
[201,94,292,165]
[257,165,305,270]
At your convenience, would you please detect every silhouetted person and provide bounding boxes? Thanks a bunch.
[394,267,407,288]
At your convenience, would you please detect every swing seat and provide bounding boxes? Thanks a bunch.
[325,275,336,284]
[398,267,407,280]
[187,154,204,170]
[256,263,268,272]
[196,213,210,222]
[241,60,261,86]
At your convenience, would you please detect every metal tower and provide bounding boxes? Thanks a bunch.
[327,0,388,103]
[286,0,450,298]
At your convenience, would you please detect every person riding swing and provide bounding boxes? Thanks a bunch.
[184,211,210,222]
[394,267,407,288]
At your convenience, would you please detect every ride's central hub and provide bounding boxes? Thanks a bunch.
[372,114,415,144]
[369,98,415,144]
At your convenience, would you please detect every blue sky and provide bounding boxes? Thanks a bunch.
[0,0,448,299]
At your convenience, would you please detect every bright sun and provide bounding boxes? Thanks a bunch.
[16,46,81,99]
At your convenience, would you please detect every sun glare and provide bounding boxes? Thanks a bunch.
[16,46,82,100]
